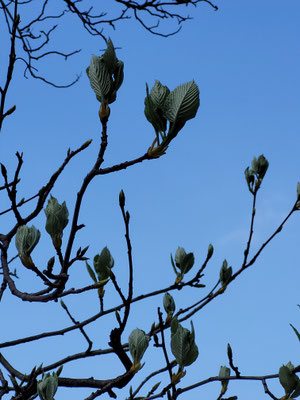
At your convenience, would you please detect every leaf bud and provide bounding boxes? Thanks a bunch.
[119,189,125,208]
[219,365,230,394]
[163,292,176,317]
[207,244,214,259]
[220,259,232,286]
[86,39,124,105]
[93,247,114,281]
[175,247,195,275]
[15,225,41,268]
[44,196,69,249]
[37,373,58,400]
[252,154,269,180]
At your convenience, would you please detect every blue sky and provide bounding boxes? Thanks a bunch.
[0,0,300,399]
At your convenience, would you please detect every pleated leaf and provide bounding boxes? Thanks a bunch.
[171,318,198,368]
[163,81,199,124]
[144,84,166,135]
[87,56,112,102]
[15,225,41,256]
[128,328,150,364]
[150,80,170,109]
[102,38,118,74]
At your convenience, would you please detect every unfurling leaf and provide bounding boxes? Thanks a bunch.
[220,259,232,286]
[86,39,124,104]
[144,83,168,141]
[245,155,269,194]
[279,363,300,397]
[15,225,41,268]
[163,292,176,317]
[174,247,195,275]
[93,247,114,281]
[163,81,199,123]
[37,373,58,400]
[170,317,198,369]
[44,196,69,249]
[85,261,97,283]
[251,154,269,180]
[128,328,150,367]
[290,324,300,342]
[219,366,231,395]
[144,80,199,146]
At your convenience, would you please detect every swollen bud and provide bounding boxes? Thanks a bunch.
[207,244,214,259]
[119,189,125,208]
[220,259,232,286]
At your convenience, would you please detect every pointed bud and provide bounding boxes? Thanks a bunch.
[119,189,125,208]
[207,244,214,259]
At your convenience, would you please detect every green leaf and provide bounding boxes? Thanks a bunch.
[251,154,269,180]
[85,261,97,283]
[101,38,118,74]
[170,318,198,368]
[163,292,175,315]
[87,55,112,102]
[44,196,69,248]
[15,225,41,256]
[147,382,161,397]
[219,366,231,394]
[113,60,124,91]
[279,365,299,396]
[144,83,167,138]
[37,373,58,400]
[291,376,300,398]
[220,260,232,285]
[290,324,300,342]
[297,182,300,200]
[175,247,186,268]
[180,252,195,274]
[128,328,150,364]
[170,253,178,275]
[94,247,114,281]
[163,81,199,124]
[150,80,170,109]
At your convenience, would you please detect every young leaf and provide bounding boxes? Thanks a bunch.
[87,56,112,102]
[85,261,97,283]
[279,364,299,396]
[150,80,170,109]
[128,328,150,364]
[290,324,300,342]
[163,81,199,125]
[170,318,198,368]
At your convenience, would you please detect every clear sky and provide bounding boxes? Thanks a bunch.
[0,1,300,399]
